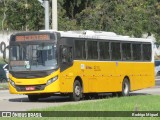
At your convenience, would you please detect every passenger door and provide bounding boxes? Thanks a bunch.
[60,45,73,71]
[59,45,73,92]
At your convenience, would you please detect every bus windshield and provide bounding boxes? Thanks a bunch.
[10,44,58,71]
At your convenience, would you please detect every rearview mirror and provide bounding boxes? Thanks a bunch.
[3,46,9,64]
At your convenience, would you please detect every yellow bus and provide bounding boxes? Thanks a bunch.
[3,30,155,101]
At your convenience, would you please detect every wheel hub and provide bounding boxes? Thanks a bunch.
[124,83,129,95]
[75,86,80,96]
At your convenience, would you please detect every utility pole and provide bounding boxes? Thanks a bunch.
[44,0,49,30]
[52,0,57,30]
[25,0,28,31]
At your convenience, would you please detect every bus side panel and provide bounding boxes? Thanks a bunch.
[126,62,155,91]
[59,61,89,93]
[59,61,155,93]
[59,61,123,93]
[107,62,155,92]
[84,61,122,92]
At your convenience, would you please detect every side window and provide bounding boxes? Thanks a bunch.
[111,42,121,60]
[87,41,98,60]
[143,44,151,61]
[61,46,72,64]
[99,42,110,60]
[75,40,86,59]
[132,44,141,60]
[122,43,131,61]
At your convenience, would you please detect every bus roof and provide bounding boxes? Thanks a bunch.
[40,30,153,43]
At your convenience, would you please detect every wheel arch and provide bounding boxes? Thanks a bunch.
[74,76,83,92]
[123,76,130,82]
[123,76,131,91]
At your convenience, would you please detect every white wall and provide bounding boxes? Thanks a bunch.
[0,31,11,58]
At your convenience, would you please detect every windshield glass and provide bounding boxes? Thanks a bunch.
[10,44,58,71]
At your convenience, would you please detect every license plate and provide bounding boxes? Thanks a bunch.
[26,86,35,91]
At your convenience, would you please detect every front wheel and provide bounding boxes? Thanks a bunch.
[70,80,83,101]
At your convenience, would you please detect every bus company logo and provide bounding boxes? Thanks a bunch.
[2,112,12,117]
[86,66,92,69]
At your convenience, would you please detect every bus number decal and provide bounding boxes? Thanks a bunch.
[94,66,101,71]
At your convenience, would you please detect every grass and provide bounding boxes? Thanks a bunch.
[32,95,160,111]
[0,57,5,64]
[0,82,8,90]
[0,95,160,120]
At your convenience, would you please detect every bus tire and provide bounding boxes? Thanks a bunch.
[70,80,82,101]
[120,78,130,96]
[112,78,130,97]
[28,95,39,102]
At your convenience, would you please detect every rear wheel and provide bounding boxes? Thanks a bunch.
[28,95,39,102]
[112,78,130,97]
[121,78,130,96]
[70,80,82,101]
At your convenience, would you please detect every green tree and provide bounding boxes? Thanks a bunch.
[75,0,160,40]
[147,0,160,41]
[58,0,97,30]
[0,0,7,30]
[4,0,44,31]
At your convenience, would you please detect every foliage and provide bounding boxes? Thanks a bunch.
[1,0,44,31]
[0,0,160,41]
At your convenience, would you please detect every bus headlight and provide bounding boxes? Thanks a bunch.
[9,79,15,87]
[46,76,58,86]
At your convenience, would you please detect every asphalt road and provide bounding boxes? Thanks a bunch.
[0,78,160,111]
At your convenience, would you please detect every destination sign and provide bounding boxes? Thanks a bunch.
[15,34,50,41]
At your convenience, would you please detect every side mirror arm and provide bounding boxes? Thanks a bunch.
[3,46,9,64]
